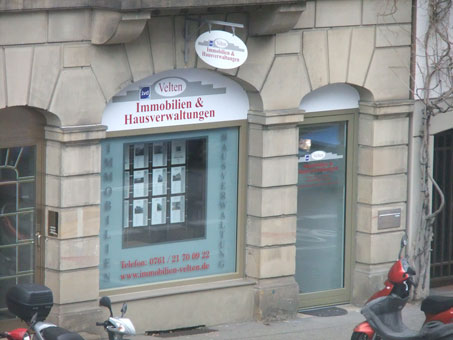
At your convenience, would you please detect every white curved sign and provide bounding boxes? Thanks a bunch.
[195,30,248,69]
[102,69,249,132]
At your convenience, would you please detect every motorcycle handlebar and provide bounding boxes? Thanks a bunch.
[407,266,416,276]
[96,322,105,327]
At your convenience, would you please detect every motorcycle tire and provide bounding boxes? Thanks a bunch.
[351,333,382,340]
[351,332,369,340]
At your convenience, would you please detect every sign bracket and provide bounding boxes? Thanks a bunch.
[184,17,244,65]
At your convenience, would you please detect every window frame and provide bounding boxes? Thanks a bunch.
[100,120,247,295]
[297,110,358,308]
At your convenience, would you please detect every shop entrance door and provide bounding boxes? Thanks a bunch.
[0,109,44,329]
[296,114,355,308]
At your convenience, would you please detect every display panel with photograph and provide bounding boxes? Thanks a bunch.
[170,195,185,223]
[132,199,148,227]
[151,197,166,225]
[133,144,147,168]
[152,142,167,167]
[171,141,186,164]
[152,168,167,196]
[171,166,185,194]
[133,170,148,197]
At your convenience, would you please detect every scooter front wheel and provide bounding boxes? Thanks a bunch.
[351,332,382,340]
[351,332,368,340]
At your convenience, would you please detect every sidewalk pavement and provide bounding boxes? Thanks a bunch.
[133,302,426,340]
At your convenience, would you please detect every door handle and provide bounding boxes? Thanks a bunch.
[35,231,42,247]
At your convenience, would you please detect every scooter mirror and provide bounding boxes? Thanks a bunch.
[99,296,113,317]
[401,234,408,247]
[399,234,408,259]
[30,312,37,326]
[120,302,127,317]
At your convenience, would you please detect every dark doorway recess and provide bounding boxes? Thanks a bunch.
[431,129,453,287]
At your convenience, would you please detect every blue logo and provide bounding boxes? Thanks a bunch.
[304,155,310,161]
[209,40,214,47]
[140,87,150,99]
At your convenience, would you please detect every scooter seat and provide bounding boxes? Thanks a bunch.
[41,327,85,340]
[421,295,453,315]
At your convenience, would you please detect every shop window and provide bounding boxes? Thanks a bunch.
[100,127,239,290]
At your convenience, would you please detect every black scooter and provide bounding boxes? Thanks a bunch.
[361,294,453,340]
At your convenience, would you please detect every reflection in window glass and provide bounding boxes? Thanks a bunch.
[17,147,35,178]
[0,247,16,277]
[0,214,17,245]
[6,148,21,167]
[19,181,35,210]
[18,244,33,272]
[18,213,34,241]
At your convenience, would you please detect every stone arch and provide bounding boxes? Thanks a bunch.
[0,106,49,146]
[0,44,106,128]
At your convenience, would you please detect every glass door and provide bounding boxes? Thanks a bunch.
[296,114,355,308]
[0,146,40,323]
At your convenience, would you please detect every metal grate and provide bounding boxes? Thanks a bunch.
[146,325,216,338]
[431,129,453,286]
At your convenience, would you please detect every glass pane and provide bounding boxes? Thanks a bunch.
[296,122,347,293]
[19,181,35,209]
[17,146,36,178]
[6,148,21,167]
[18,244,33,272]
[0,183,17,212]
[0,168,16,182]
[0,214,17,245]
[0,246,16,277]
[18,212,34,241]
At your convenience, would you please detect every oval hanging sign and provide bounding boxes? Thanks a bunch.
[195,30,248,69]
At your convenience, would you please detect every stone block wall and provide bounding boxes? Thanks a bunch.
[0,0,415,331]
[353,101,413,304]
[43,125,105,330]
[246,112,303,320]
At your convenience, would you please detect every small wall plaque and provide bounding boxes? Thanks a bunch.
[378,208,401,230]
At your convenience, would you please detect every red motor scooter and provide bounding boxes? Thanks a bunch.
[351,234,453,340]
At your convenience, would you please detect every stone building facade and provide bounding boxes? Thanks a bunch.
[0,0,415,335]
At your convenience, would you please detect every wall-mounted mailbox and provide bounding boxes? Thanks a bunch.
[378,208,401,230]
[48,210,59,237]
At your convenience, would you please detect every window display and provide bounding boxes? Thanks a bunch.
[122,138,204,247]
[100,127,239,289]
